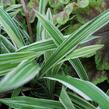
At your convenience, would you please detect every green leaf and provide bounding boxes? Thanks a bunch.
[35,11,64,46]
[35,10,88,80]
[0,96,64,109]
[64,3,73,15]
[0,41,10,53]
[39,9,109,77]
[78,0,89,8]
[81,35,100,44]
[60,87,75,109]
[0,8,24,48]
[0,52,36,65]
[18,39,56,53]
[6,4,22,12]
[46,75,109,109]
[48,0,62,9]
[36,0,48,41]
[56,11,69,25]
[69,59,88,80]
[62,44,103,61]
[60,0,70,4]
[44,8,54,61]
[44,8,57,96]
[0,34,16,52]
[0,60,40,92]
[69,92,96,109]
[39,0,48,15]
[0,63,18,76]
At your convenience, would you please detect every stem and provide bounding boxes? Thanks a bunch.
[20,0,34,42]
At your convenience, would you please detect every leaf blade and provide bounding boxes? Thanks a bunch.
[60,87,76,109]
[40,9,109,77]
[0,8,24,48]
[0,96,64,109]
[0,60,40,92]
[46,75,109,109]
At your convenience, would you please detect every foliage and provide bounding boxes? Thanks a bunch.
[0,0,109,109]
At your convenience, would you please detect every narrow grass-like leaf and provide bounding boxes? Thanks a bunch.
[0,8,24,48]
[36,11,88,80]
[69,59,88,80]
[39,9,109,76]
[18,39,56,53]
[6,4,22,12]
[36,10,102,81]
[44,8,56,96]
[80,35,100,44]
[0,42,10,53]
[44,8,53,53]
[0,52,36,65]
[11,88,21,98]
[46,75,109,109]
[61,45,103,62]
[60,87,75,109]
[0,63,18,76]
[36,0,48,41]
[39,0,48,15]
[68,92,96,109]
[0,35,16,52]
[0,60,40,92]
[36,11,64,45]
[0,96,64,109]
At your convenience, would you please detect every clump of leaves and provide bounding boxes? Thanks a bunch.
[0,0,109,109]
